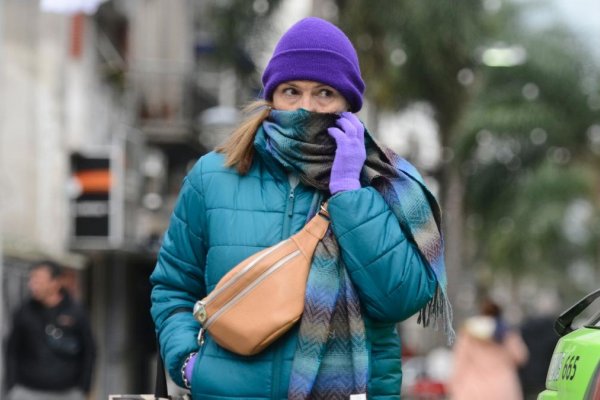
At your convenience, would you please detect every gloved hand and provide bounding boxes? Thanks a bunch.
[184,352,197,387]
[493,317,508,343]
[327,112,366,194]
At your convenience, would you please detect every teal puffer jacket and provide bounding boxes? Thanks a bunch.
[150,149,437,399]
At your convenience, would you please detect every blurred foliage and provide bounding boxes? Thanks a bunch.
[202,0,283,77]
[335,0,494,138]
[458,18,600,282]
[474,164,597,274]
[94,2,129,91]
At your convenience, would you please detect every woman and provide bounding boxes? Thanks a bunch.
[449,298,528,400]
[150,17,451,399]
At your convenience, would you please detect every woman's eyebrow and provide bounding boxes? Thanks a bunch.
[276,83,298,90]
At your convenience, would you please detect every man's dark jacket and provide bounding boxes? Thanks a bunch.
[5,291,96,393]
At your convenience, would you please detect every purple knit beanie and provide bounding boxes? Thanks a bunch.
[262,17,365,112]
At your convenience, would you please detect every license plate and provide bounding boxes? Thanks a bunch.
[547,352,564,382]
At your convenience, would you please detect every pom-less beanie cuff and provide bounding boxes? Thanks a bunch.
[262,49,364,112]
[261,17,365,112]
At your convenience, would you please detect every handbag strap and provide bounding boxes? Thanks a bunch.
[155,341,171,400]
[156,306,193,399]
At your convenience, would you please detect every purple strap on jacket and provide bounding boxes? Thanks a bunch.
[327,112,367,194]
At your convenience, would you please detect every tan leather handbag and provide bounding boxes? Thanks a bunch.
[192,204,330,356]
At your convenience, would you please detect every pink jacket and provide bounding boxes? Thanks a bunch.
[449,324,529,400]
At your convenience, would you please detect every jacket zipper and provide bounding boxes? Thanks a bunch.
[272,177,299,399]
[203,250,301,329]
[282,179,297,234]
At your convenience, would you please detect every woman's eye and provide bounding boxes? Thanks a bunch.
[282,88,298,96]
[318,89,333,98]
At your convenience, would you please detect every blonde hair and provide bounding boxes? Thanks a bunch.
[215,100,272,175]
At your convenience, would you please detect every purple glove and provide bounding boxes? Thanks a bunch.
[327,112,367,194]
[184,352,197,387]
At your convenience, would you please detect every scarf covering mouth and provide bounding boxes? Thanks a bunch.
[254,108,454,399]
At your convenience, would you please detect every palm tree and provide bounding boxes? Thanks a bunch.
[457,24,600,300]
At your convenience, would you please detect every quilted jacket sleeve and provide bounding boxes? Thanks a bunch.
[150,161,207,387]
[328,186,438,323]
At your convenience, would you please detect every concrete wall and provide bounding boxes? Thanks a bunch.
[0,1,112,261]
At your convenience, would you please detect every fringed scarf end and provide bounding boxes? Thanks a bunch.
[417,286,456,345]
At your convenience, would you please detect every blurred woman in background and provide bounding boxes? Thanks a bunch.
[449,297,528,400]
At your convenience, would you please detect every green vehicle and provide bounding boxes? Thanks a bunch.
[538,289,600,400]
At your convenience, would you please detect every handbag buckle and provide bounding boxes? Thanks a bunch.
[193,300,207,323]
[318,203,330,219]
[197,328,205,347]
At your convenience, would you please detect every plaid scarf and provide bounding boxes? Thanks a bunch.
[254,109,454,399]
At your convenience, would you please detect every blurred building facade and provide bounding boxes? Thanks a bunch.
[0,0,247,398]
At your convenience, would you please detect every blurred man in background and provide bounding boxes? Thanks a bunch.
[5,260,95,400]
[518,294,561,400]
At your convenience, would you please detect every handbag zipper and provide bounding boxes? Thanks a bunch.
[203,249,302,329]
[194,239,291,322]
